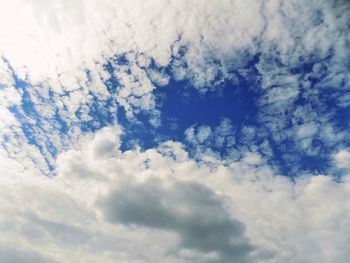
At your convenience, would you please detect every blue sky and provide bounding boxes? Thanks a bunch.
[8,49,348,178]
[0,1,349,263]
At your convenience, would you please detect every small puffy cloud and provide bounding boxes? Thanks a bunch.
[0,86,22,106]
[87,126,122,159]
[147,68,170,87]
[197,126,212,143]
[334,150,350,169]
[242,152,264,166]
[296,122,318,139]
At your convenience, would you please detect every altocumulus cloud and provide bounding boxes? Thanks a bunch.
[0,0,348,174]
[0,0,348,171]
[0,0,349,262]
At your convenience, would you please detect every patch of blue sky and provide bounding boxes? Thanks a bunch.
[102,60,121,95]
[4,66,58,171]
[116,52,350,178]
[78,94,117,133]
[118,83,257,160]
[6,49,349,178]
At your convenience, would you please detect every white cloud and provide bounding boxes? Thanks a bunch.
[1,0,346,91]
[0,0,348,173]
[1,126,349,263]
[334,150,350,169]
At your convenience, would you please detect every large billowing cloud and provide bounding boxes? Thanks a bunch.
[99,179,255,263]
[0,127,349,263]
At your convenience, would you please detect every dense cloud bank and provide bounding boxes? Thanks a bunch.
[0,127,349,262]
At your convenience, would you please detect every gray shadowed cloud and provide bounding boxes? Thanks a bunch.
[0,247,58,263]
[98,178,258,263]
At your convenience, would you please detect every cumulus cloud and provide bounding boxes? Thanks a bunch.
[99,179,255,263]
[335,150,350,169]
[1,127,349,263]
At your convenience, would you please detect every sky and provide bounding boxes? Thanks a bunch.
[0,0,349,262]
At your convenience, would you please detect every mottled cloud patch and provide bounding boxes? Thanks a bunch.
[0,0,349,175]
